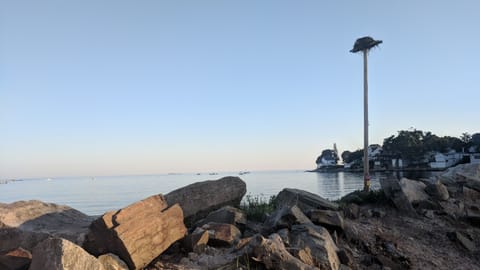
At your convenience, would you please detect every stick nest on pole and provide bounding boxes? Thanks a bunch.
[350,36,382,53]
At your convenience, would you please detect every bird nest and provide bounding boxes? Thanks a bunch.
[350,36,382,53]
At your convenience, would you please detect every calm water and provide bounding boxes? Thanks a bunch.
[1,170,431,215]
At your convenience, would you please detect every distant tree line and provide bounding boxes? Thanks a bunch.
[341,129,480,164]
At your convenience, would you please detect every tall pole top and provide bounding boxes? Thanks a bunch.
[350,36,382,53]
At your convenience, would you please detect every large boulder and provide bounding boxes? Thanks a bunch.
[165,176,246,225]
[263,205,312,234]
[440,163,480,190]
[398,178,429,204]
[290,224,340,270]
[30,237,105,270]
[451,163,480,180]
[276,188,339,213]
[83,194,187,270]
[308,209,344,232]
[182,230,209,253]
[195,206,247,232]
[242,233,317,270]
[0,228,49,254]
[0,200,93,245]
[197,222,242,247]
[98,253,129,270]
[425,180,449,201]
[0,201,93,266]
[380,178,416,216]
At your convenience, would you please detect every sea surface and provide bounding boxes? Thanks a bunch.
[0,170,436,215]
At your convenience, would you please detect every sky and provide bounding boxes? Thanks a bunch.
[1,1,479,179]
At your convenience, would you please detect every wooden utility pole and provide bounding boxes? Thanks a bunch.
[363,50,370,192]
[350,36,382,192]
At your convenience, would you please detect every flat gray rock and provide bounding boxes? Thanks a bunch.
[276,188,338,213]
[0,200,93,245]
[165,176,246,225]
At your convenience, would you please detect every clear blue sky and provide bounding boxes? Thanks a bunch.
[1,1,479,178]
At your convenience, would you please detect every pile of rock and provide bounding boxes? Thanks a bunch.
[0,176,248,270]
[378,163,480,253]
[2,164,479,269]
[379,163,480,226]
[150,188,347,270]
[0,175,354,270]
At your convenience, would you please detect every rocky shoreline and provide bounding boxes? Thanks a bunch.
[1,164,479,270]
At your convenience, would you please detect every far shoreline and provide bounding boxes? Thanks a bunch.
[306,166,449,173]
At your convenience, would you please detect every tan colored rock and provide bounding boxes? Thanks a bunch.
[98,253,129,270]
[165,177,246,225]
[242,233,317,270]
[290,224,340,270]
[83,194,187,270]
[0,200,93,245]
[399,178,429,204]
[182,230,209,253]
[30,237,105,270]
[200,222,241,247]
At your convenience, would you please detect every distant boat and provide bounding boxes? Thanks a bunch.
[209,172,218,175]
[239,171,250,175]
[46,178,52,181]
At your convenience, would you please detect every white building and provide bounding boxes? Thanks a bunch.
[368,144,383,158]
[316,149,339,168]
[429,151,463,169]
[470,153,480,164]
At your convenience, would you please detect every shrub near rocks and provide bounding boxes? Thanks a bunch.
[240,194,277,222]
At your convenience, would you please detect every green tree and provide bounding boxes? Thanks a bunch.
[472,133,480,145]
[382,129,468,164]
[342,149,363,164]
[382,129,427,163]
[461,132,472,144]
[341,151,351,163]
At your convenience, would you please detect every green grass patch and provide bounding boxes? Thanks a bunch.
[240,194,277,222]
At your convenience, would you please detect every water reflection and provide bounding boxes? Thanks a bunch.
[382,170,440,180]
[315,171,396,199]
